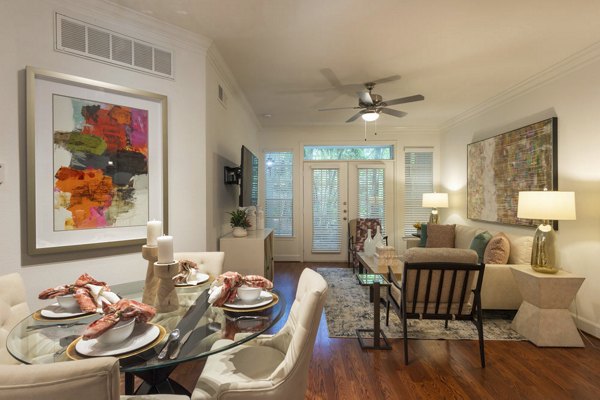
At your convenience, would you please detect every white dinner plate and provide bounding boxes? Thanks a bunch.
[174,273,210,287]
[224,290,274,309]
[40,303,96,319]
[75,323,160,357]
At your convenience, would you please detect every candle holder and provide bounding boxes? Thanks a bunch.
[141,245,159,305]
[153,260,180,313]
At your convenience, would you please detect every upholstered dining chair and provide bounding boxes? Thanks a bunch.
[0,356,189,399]
[386,248,486,367]
[174,252,225,278]
[0,273,31,365]
[191,268,328,400]
[348,218,384,273]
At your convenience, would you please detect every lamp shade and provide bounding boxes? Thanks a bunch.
[517,191,576,220]
[422,193,448,208]
[361,112,379,122]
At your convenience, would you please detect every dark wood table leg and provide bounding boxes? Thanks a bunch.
[374,281,381,348]
[125,373,135,395]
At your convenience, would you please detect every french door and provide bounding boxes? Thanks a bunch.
[303,161,393,262]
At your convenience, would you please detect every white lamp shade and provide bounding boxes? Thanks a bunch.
[517,191,576,220]
[422,193,448,208]
[361,112,379,122]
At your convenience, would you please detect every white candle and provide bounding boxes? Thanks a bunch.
[147,220,162,246]
[157,235,174,263]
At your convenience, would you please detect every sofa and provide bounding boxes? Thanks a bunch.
[403,224,533,310]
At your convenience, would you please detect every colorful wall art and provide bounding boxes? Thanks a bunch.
[467,118,557,227]
[53,95,149,231]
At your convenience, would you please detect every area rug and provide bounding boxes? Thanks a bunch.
[317,267,525,340]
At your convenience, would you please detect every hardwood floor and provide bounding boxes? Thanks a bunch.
[165,262,600,399]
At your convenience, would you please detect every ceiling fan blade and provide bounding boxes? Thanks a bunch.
[358,91,373,105]
[383,94,424,106]
[372,74,402,85]
[380,108,407,118]
[318,106,361,111]
[346,111,365,123]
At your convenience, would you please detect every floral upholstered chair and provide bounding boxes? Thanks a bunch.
[348,218,383,273]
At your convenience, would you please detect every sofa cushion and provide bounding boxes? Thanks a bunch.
[418,223,428,247]
[469,231,492,263]
[426,224,455,248]
[483,232,510,264]
[454,225,483,249]
[507,235,533,264]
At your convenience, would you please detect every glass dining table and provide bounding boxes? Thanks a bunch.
[6,280,286,395]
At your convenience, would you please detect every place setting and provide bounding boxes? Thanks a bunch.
[208,271,278,313]
[172,259,210,287]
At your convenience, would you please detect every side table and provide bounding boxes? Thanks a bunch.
[356,273,392,350]
[403,236,420,250]
[510,265,585,347]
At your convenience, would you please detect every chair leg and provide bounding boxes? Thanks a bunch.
[475,300,485,368]
[385,299,390,326]
[402,312,409,365]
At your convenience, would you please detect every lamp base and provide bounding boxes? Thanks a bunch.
[428,209,439,224]
[530,222,557,274]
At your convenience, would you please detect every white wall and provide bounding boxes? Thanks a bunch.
[0,0,209,309]
[440,56,600,337]
[260,125,440,261]
[205,47,261,251]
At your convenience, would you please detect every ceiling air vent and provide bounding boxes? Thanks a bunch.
[55,13,174,79]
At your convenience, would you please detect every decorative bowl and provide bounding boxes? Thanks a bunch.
[96,319,135,345]
[237,285,262,302]
[57,294,79,310]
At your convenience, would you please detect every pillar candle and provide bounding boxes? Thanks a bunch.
[147,220,162,246]
[157,235,174,263]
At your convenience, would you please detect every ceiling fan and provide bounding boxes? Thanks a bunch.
[318,82,424,123]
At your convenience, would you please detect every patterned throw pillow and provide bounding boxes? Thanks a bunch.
[425,224,456,248]
[483,232,511,264]
[469,231,492,263]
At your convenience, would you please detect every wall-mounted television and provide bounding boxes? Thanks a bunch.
[239,145,259,207]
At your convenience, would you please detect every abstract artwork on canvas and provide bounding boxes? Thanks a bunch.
[53,95,149,231]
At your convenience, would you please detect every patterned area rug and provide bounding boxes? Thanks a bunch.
[317,267,525,340]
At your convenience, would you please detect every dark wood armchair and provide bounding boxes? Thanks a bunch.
[386,252,486,367]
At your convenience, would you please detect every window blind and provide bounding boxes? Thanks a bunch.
[404,149,433,235]
[357,168,386,236]
[264,152,293,237]
[311,169,341,252]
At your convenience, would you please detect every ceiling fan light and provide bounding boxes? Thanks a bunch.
[361,112,379,122]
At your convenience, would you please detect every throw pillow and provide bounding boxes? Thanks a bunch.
[425,224,456,248]
[508,235,534,264]
[483,232,510,264]
[469,231,492,263]
[418,224,428,247]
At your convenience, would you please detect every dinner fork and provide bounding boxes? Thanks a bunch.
[27,322,85,331]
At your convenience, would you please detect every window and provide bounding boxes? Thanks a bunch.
[311,168,340,252]
[404,149,433,235]
[264,152,293,237]
[304,145,393,160]
[357,167,386,235]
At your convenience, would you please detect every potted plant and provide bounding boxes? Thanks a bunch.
[413,222,422,237]
[229,209,251,237]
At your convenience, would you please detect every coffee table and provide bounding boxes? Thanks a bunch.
[356,273,392,350]
[6,281,286,395]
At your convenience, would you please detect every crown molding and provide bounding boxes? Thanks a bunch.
[207,45,262,129]
[442,40,600,130]
[52,0,212,54]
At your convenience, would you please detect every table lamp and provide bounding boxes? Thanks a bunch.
[517,190,576,274]
[422,193,448,224]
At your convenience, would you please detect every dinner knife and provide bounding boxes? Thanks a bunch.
[169,329,194,359]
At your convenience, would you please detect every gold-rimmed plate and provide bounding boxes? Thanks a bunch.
[221,292,279,313]
[66,323,166,360]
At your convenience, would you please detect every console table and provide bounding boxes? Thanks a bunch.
[510,265,585,347]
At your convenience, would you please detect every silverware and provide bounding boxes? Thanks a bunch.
[157,329,180,360]
[27,322,86,331]
[169,329,194,359]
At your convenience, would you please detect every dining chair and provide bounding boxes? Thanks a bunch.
[385,248,486,367]
[191,268,328,400]
[174,252,225,278]
[0,273,31,365]
[0,356,189,399]
[348,218,385,273]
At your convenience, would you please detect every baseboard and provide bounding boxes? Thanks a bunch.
[574,313,600,339]
[274,255,302,262]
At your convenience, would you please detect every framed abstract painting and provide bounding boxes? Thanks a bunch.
[26,67,168,254]
[467,117,557,227]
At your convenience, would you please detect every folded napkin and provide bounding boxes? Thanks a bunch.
[172,259,199,284]
[86,284,119,308]
[208,272,273,306]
